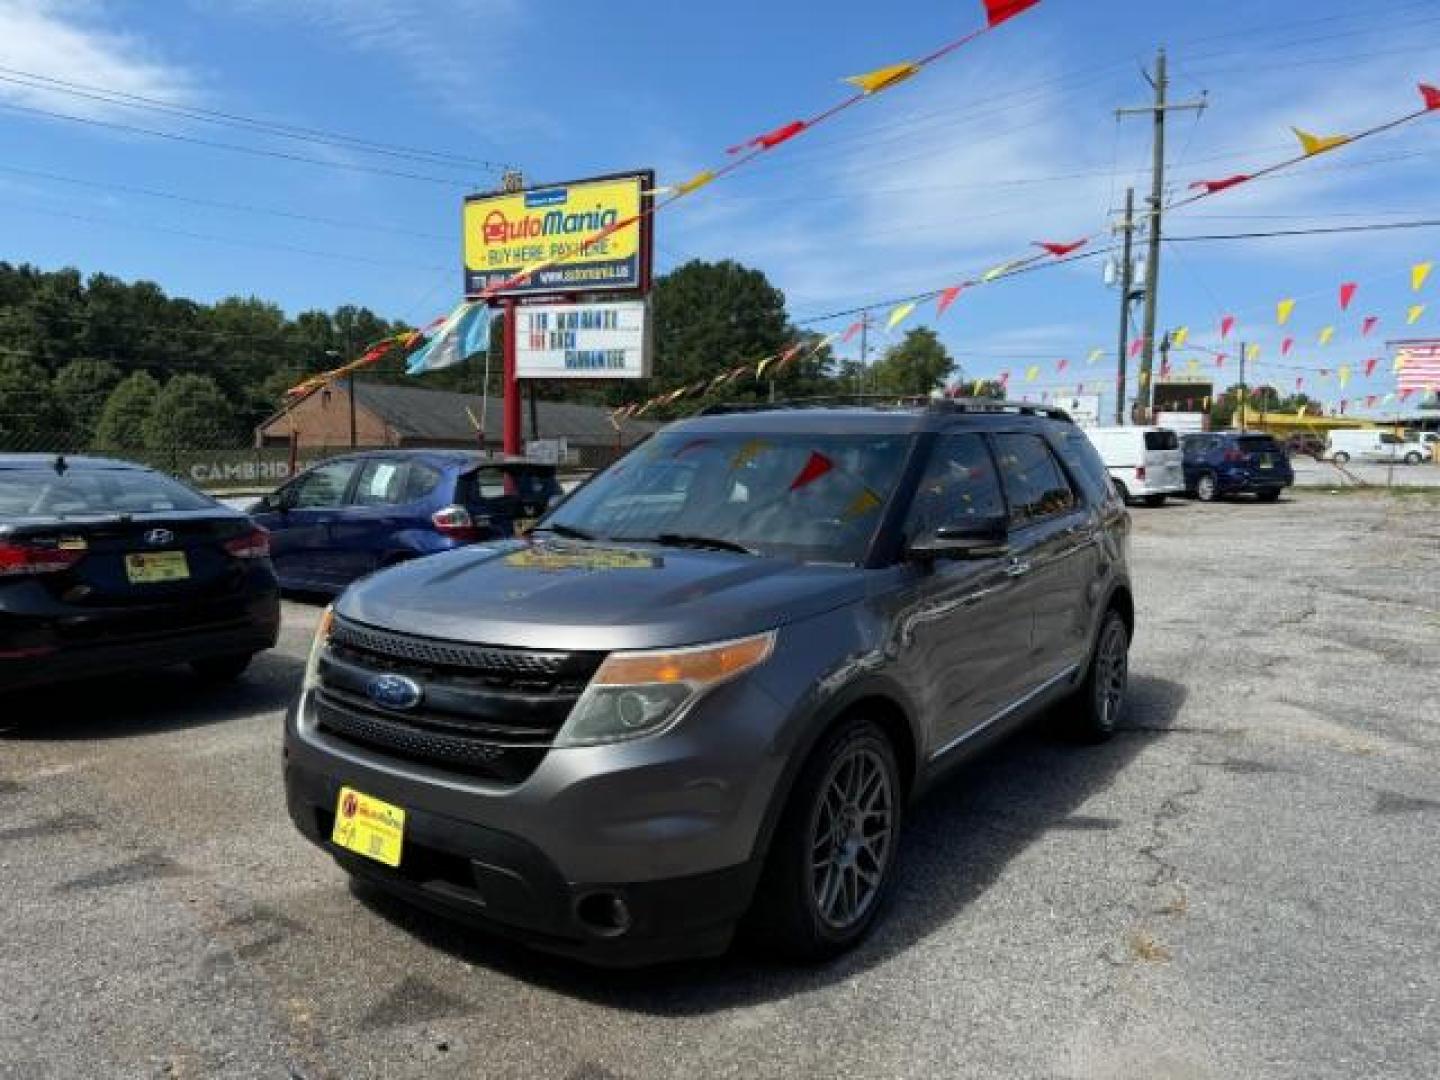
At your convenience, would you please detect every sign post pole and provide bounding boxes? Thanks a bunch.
[502,297,521,456]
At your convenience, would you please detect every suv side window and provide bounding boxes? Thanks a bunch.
[401,461,444,503]
[291,459,358,509]
[904,434,1005,541]
[1052,428,1113,506]
[992,433,1076,526]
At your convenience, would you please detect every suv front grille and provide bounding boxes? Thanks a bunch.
[314,616,606,782]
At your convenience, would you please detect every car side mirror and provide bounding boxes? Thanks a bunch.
[908,515,1009,561]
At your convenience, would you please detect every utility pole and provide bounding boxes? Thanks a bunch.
[1118,48,1206,423]
[858,314,871,395]
[1114,187,1137,424]
[1238,341,1248,432]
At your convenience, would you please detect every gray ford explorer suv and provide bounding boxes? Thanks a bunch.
[285,400,1133,965]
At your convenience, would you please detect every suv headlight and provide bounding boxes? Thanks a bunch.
[302,606,335,692]
[555,631,776,747]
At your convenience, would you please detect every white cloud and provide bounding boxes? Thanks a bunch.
[0,0,196,117]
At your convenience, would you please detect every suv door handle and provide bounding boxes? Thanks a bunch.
[1006,558,1032,578]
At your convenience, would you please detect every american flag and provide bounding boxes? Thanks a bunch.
[1396,340,1440,394]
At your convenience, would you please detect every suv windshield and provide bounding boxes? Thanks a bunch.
[543,431,912,563]
[1236,435,1281,453]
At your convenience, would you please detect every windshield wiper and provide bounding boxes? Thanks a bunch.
[533,522,596,541]
[650,532,760,556]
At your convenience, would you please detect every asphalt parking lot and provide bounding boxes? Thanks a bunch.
[3,491,1438,1080]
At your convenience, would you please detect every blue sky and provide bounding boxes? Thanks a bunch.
[0,0,1437,412]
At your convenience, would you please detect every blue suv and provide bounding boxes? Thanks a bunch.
[250,451,561,594]
[1181,432,1293,502]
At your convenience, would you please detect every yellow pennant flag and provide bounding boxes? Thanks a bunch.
[1202,396,1211,411]
[1139,370,1150,387]
[845,61,921,95]
[1171,326,1189,348]
[1025,365,1039,383]
[1246,343,1261,362]
[886,302,917,331]
[1318,326,1335,346]
[843,487,884,519]
[982,260,1021,283]
[1292,127,1351,156]
[972,378,985,396]
[1408,304,1427,325]
[1088,348,1104,364]
[1338,364,1351,388]
[1394,354,1406,373]
[672,170,716,197]
[1276,298,1295,325]
[1414,262,1434,292]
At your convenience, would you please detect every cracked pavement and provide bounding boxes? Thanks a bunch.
[2,490,1438,1079]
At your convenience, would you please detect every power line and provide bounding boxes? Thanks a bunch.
[1169,219,1440,241]
[0,100,472,188]
[0,65,511,173]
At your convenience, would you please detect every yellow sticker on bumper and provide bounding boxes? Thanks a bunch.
[331,787,405,868]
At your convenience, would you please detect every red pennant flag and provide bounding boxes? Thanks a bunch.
[1364,357,1378,377]
[1220,315,1236,339]
[1400,388,1415,402]
[1034,238,1087,258]
[729,120,806,154]
[1190,175,1250,195]
[998,370,1011,386]
[984,0,1041,27]
[1160,360,1172,378]
[775,343,804,371]
[1421,84,1440,111]
[1295,378,1304,391]
[1128,337,1145,359]
[936,285,964,317]
[789,451,834,491]
[1056,358,1069,373]
[1362,316,1379,336]
[841,320,865,343]
[1215,354,1226,368]
[1281,337,1294,356]
[1365,395,1377,408]
[1339,282,1358,311]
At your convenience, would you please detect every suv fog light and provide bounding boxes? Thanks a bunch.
[555,631,776,747]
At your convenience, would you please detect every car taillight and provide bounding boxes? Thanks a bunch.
[1223,449,1246,463]
[0,540,85,576]
[1134,466,1147,481]
[432,504,484,541]
[224,526,271,559]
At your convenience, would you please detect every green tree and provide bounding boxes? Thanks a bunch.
[0,354,60,450]
[871,328,955,396]
[52,358,122,448]
[648,260,790,400]
[142,374,239,452]
[95,370,161,453]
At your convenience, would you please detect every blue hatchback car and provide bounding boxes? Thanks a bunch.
[249,450,561,594]
[1180,431,1294,502]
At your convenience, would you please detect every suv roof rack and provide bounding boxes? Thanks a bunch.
[698,395,1074,422]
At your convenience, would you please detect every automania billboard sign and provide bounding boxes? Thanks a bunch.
[463,172,653,297]
[515,300,652,380]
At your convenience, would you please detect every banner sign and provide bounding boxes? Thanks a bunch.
[463,172,652,297]
[515,299,652,379]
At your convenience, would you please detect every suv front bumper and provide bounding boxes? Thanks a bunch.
[283,679,786,965]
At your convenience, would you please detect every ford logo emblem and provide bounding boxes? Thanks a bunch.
[144,528,174,546]
[366,673,423,711]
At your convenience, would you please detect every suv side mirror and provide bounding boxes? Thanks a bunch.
[908,515,1009,561]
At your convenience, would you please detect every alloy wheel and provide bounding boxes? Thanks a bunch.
[808,745,895,932]
[1092,619,1129,732]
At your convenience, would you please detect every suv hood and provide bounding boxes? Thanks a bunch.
[336,538,868,651]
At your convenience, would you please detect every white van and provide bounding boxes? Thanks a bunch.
[1325,429,1431,465]
[1085,426,1185,506]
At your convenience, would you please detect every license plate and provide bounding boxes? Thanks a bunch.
[124,551,189,583]
[1259,456,1274,469]
[331,787,405,868]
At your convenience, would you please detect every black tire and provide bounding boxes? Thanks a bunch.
[1142,493,1166,508]
[1332,451,1351,465]
[1257,489,1281,503]
[191,653,255,683]
[747,716,902,961]
[1113,480,1130,505]
[1195,472,1219,502]
[1404,452,1422,466]
[1069,610,1129,743]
